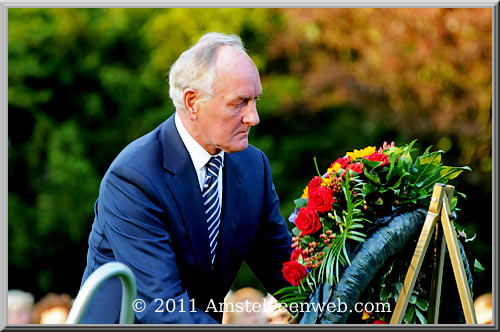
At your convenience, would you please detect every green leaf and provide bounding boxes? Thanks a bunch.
[418,151,442,166]
[380,286,392,301]
[394,281,403,302]
[301,236,314,246]
[362,183,377,195]
[273,286,298,297]
[292,227,300,236]
[388,173,410,191]
[403,304,415,324]
[440,166,472,180]
[280,296,306,305]
[313,156,322,178]
[279,292,302,300]
[363,159,383,169]
[409,294,417,304]
[347,235,366,242]
[404,139,418,155]
[364,171,381,184]
[401,140,417,164]
[415,299,429,311]
[342,243,351,266]
[380,277,386,287]
[419,166,472,192]
[414,164,441,187]
[474,259,485,272]
[453,221,464,232]
[294,198,308,209]
[386,146,404,155]
[422,145,433,156]
[465,233,476,243]
[386,152,399,181]
[396,158,410,176]
[415,307,427,324]
[382,262,394,280]
[348,230,366,238]
[450,196,458,210]
[375,197,384,205]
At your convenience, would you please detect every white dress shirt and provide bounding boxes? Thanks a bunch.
[174,112,224,202]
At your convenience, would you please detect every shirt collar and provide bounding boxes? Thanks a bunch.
[174,112,224,173]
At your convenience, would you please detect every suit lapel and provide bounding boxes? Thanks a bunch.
[160,116,212,275]
[214,153,245,273]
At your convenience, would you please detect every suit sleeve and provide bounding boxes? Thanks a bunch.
[244,152,293,296]
[97,165,218,324]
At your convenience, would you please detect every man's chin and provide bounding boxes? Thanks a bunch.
[224,140,249,153]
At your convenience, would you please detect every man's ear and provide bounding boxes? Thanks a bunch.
[183,88,199,121]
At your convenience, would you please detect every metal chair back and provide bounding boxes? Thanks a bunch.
[66,262,136,324]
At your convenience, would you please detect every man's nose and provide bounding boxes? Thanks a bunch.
[242,100,260,126]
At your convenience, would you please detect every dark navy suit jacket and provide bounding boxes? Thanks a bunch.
[80,115,292,324]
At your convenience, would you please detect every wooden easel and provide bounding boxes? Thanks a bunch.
[390,183,477,324]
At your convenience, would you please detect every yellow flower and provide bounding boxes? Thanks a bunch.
[301,186,308,199]
[362,308,372,320]
[346,146,376,160]
[320,176,333,187]
[327,162,342,174]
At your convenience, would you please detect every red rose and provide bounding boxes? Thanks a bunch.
[290,248,304,261]
[282,260,307,286]
[372,320,388,324]
[307,176,323,192]
[366,152,389,167]
[308,187,335,213]
[348,163,363,173]
[334,156,351,169]
[295,207,321,235]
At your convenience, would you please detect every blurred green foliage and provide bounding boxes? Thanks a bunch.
[8,8,492,301]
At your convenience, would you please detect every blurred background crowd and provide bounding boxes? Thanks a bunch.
[7,287,293,324]
[8,8,493,324]
[8,288,492,324]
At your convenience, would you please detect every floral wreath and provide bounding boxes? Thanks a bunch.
[276,140,477,324]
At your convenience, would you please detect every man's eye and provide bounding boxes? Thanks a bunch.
[234,98,258,108]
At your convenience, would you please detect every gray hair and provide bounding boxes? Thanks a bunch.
[168,32,246,111]
[8,289,34,312]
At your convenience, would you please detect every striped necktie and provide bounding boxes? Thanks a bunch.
[202,156,222,267]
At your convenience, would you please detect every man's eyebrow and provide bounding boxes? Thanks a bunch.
[237,94,261,100]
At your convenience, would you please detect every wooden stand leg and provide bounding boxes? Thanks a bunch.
[390,185,444,324]
[428,225,446,324]
[440,188,477,324]
[390,184,477,324]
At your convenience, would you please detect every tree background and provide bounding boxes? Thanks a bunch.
[8,8,492,303]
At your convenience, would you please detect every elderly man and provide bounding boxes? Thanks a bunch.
[79,32,292,324]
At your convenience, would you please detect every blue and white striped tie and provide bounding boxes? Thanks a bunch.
[202,156,222,267]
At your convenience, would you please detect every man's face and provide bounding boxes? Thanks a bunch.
[194,46,262,154]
